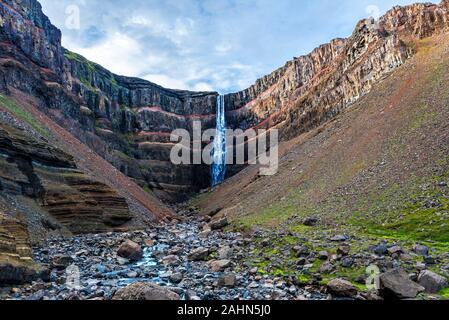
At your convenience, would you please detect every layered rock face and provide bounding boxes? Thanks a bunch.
[1,0,449,200]
[0,123,132,234]
[225,1,449,139]
[0,212,41,285]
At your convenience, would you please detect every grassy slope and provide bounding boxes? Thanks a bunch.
[0,94,51,139]
[193,36,449,292]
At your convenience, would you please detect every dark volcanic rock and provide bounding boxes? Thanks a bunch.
[371,243,389,255]
[327,279,358,298]
[0,213,39,285]
[412,244,430,256]
[0,123,132,234]
[51,255,74,270]
[330,235,349,242]
[188,247,209,261]
[302,217,319,227]
[293,245,310,257]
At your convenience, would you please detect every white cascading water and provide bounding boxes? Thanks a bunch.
[211,94,227,186]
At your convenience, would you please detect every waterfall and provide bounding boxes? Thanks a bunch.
[211,94,227,186]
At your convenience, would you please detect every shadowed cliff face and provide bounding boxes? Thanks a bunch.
[0,0,449,201]
[0,212,42,285]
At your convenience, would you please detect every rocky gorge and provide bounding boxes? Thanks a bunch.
[0,0,449,301]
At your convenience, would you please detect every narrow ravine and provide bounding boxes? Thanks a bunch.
[0,207,324,300]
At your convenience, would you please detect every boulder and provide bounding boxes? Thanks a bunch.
[412,244,429,256]
[327,278,358,297]
[372,243,388,255]
[379,269,425,299]
[302,217,319,227]
[169,273,183,284]
[417,270,448,293]
[341,257,354,268]
[416,262,427,271]
[217,273,237,288]
[319,262,335,274]
[387,246,403,255]
[318,251,329,260]
[218,246,233,259]
[144,239,155,247]
[188,248,209,261]
[337,246,351,256]
[423,256,436,265]
[209,218,229,230]
[199,230,211,239]
[112,282,180,300]
[117,240,142,262]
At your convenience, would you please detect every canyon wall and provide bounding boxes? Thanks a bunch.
[0,212,42,285]
[1,0,449,200]
[225,1,449,139]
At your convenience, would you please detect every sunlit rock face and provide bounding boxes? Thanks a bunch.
[1,0,448,200]
[224,1,449,139]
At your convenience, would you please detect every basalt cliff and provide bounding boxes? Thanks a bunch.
[1,0,449,294]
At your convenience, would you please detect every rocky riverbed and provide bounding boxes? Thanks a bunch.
[0,208,324,301]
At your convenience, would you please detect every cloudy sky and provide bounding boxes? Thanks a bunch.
[39,0,421,93]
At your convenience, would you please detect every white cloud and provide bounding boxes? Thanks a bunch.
[142,74,187,90]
